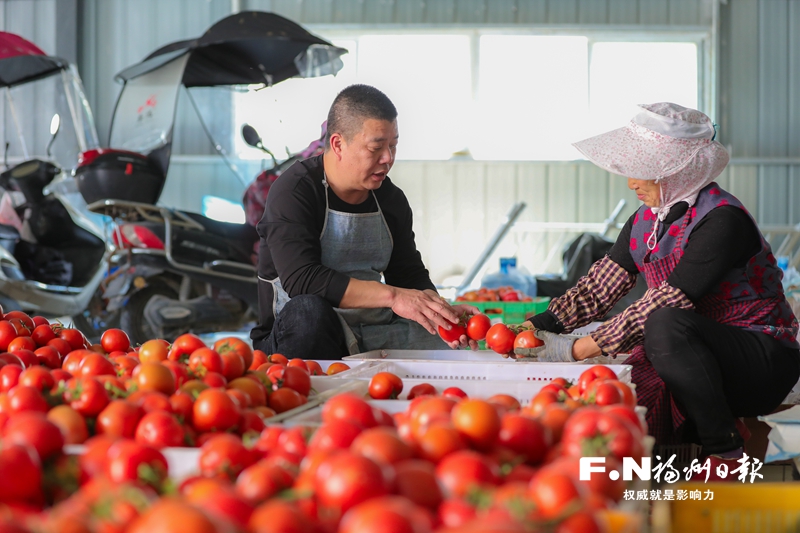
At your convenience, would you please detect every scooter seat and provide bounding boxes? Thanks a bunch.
[182,212,259,250]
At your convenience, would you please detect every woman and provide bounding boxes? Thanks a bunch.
[525,103,800,471]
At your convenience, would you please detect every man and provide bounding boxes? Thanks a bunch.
[251,84,475,358]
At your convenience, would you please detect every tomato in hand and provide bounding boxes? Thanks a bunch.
[485,324,516,355]
[466,314,492,341]
[438,321,466,344]
[513,330,544,351]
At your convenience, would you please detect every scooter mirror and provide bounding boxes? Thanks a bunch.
[49,114,61,136]
[46,114,61,157]
[242,124,262,148]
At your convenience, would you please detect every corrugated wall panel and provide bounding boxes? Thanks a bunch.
[608,0,638,24]
[486,0,517,24]
[758,1,789,157]
[721,0,759,156]
[638,0,670,25]
[578,0,608,24]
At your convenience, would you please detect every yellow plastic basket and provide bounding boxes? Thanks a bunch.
[669,482,800,533]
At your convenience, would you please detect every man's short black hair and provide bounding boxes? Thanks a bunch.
[325,84,397,149]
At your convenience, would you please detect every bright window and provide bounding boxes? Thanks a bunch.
[233,32,701,162]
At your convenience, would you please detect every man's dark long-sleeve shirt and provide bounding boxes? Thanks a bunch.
[252,155,434,340]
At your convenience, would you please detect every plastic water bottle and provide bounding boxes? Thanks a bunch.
[777,256,800,291]
[481,257,531,297]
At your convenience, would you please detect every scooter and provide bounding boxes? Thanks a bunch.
[84,12,345,343]
[0,32,112,334]
[88,123,326,344]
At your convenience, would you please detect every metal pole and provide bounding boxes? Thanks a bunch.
[456,202,526,293]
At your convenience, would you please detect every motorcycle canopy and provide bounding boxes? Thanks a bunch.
[0,32,99,170]
[109,11,347,180]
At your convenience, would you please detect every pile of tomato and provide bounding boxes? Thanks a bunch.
[455,286,534,303]
[0,305,646,533]
[438,313,543,357]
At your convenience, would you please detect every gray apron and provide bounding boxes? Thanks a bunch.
[269,178,446,354]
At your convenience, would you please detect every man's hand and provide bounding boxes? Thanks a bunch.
[389,288,462,336]
[514,330,576,362]
[441,303,481,350]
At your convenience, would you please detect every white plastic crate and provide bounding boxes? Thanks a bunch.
[343,348,629,364]
[65,444,201,481]
[339,360,632,384]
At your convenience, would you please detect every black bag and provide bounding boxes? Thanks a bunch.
[14,240,73,286]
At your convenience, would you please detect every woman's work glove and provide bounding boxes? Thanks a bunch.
[515,330,576,362]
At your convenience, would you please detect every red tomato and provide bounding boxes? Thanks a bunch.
[47,338,72,357]
[7,385,48,414]
[584,380,623,406]
[451,398,501,450]
[198,433,255,480]
[34,345,61,369]
[59,328,87,350]
[0,443,43,503]
[577,365,618,393]
[105,440,168,491]
[78,352,117,377]
[193,388,240,433]
[338,496,432,533]
[8,336,35,353]
[268,387,305,413]
[561,408,643,461]
[438,320,467,343]
[269,365,311,397]
[248,500,314,533]
[214,337,254,371]
[4,311,33,331]
[407,383,437,399]
[30,324,56,347]
[133,362,177,396]
[161,360,190,388]
[442,387,468,399]
[136,411,186,448]
[350,427,413,465]
[415,422,466,464]
[100,328,131,353]
[2,411,64,461]
[321,393,377,429]
[485,324,516,355]
[46,404,89,444]
[202,371,228,388]
[138,339,169,363]
[17,366,55,392]
[498,413,550,465]
[0,321,17,351]
[368,372,403,400]
[96,400,144,438]
[0,365,22,395]
[435,450,499,498]
[527,468,585,520]
[314,452,390,517]
[64,377,110,417]
[393,459,443,510]
[235,459,294,504]
[10,349,37,368]
[438,498,477,529]
[228,377,267,408]
[219,350,246,382]
[513,330,544,350]
[188,347,224,377]
[168,333,206,363]
[126,499,217,533]
[308,419,363,453]
[466,314,492,341]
